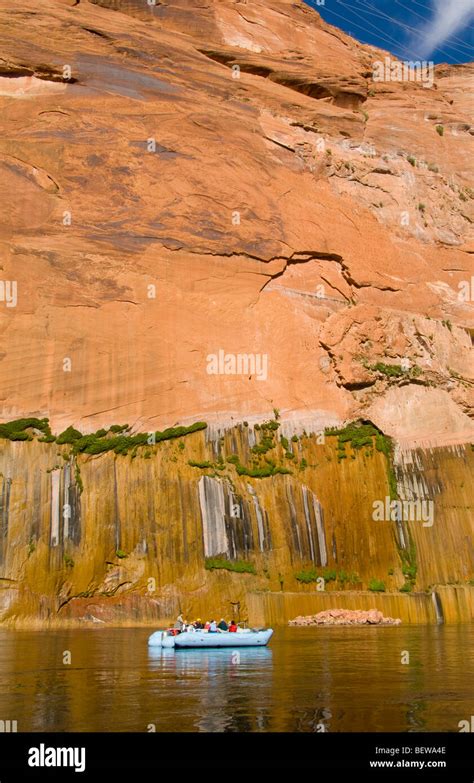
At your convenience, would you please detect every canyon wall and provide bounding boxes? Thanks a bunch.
[0,0,472,626]
[0,0,472,441]
[0,424,472,624]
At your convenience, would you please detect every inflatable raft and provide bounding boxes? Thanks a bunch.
[148,628,273,649]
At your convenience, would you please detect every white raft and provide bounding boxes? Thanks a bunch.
[148,628,273,649]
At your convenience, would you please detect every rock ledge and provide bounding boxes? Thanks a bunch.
[289,609,401,626]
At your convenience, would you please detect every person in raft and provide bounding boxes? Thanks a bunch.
[218,618,228,631]
[228,620,238,632]
[209,619,218,633]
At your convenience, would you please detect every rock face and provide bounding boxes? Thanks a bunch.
[0,0,472,444]
[289,609,402,625]
[0,427,473,625]
[0,1,473,625]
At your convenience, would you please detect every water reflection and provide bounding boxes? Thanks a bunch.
[148,646,273,669]
[148,647,273,731]
[0,625,472,732]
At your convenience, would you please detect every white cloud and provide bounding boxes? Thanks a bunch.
[415,0,474,58]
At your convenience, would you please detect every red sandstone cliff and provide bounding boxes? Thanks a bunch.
[0,0,473,446]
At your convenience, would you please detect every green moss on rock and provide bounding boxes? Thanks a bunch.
[205,557,256,574]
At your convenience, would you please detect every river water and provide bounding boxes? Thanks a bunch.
[0,624,472,732]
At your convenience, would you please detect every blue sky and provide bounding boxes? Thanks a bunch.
[304,0,474,63]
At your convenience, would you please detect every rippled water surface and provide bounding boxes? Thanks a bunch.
[0,625,472,732]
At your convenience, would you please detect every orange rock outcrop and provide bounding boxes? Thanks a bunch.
[0,0,472,445]
[0,1,473,626]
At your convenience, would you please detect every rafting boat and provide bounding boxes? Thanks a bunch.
[148,628,273,649]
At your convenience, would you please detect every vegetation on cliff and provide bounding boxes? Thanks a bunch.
[399,534,418,592]
[205,556,256,574]
[226,454,292,478]
[295,568,360,586]
[0,418,53,441]
[187,416,296,478]
[368,579,386,592]
[324,420,397,499]
[0,418,208,456]
[369,362,422,380]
